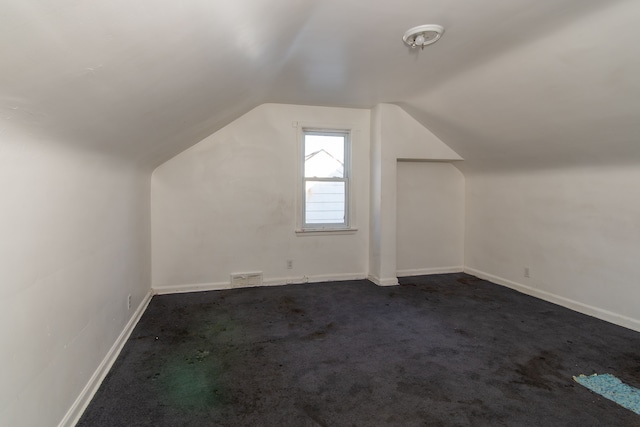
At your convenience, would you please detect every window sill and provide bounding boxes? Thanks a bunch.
[295,228,358,236]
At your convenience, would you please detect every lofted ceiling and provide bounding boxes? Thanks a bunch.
[2,0,639,171]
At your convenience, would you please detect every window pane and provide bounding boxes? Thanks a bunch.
[304,134,344,178]
[305,181,345,224]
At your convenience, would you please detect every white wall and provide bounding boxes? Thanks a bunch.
[151,104,371,291]
[369,104,463,285]
[0,133,151,426]
[368,105,387,284]
[396,161,464,275]
[465,166,640,331]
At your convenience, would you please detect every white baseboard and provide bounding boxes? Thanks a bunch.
[367,274,399,287]
[270,272,367,285]
[153,272,368,295]
[464,267,640,333]
[58,291,153,427]
[153,281,231,295]
[397,266,464,277]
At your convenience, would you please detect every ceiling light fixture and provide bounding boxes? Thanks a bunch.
[403,24,444,49]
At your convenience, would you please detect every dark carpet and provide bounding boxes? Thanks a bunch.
[77,273,640,426]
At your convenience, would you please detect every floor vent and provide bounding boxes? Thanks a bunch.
[230,272,263,288]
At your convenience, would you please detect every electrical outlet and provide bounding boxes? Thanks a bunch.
[127,294,132,310]
[524,267,530,278]
[287,260,293,270]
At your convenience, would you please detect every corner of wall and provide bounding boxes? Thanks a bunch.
[58,291,154,427]
[367,274,399,287]
[465,267,640,333]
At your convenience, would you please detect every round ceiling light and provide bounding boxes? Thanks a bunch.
[403,24,444,49]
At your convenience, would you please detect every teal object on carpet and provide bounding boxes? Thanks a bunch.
[574,374,640,415]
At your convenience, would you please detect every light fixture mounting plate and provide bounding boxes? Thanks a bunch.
[403,24,444,49]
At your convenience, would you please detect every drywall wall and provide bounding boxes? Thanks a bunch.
[151,104,370,291]
[465,166,640,331]
[368,105,386,284]
[0,133,151,426]
[369,103,462,285]
[396,161,464,275]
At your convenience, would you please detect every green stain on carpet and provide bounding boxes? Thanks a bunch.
[574,373,640,415]
[159,313,245,410]
[161,352,230,409]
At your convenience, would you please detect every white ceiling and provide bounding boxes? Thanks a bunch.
[2,0,639,170]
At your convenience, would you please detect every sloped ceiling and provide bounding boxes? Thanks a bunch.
[2,0,639,171]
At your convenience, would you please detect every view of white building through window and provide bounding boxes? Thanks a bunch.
[303,130,349,228]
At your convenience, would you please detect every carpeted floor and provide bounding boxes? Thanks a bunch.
[77,273,640,426]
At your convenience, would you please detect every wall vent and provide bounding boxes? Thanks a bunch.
[230,272,263,288]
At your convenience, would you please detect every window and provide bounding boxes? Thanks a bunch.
[302,129,350,230]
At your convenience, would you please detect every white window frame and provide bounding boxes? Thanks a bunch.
[299,128,352,232]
